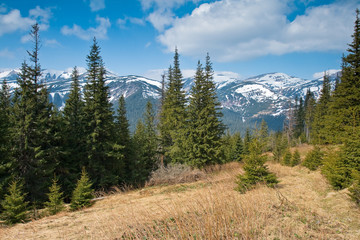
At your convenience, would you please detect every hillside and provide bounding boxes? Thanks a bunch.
[0,69,339,133]
[1,145,359,239]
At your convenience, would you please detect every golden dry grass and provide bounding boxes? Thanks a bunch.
[0,158,359,239]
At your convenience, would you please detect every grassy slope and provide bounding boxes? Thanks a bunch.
[1,146,360,239]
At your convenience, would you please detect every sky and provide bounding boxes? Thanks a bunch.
[0,0,359,80]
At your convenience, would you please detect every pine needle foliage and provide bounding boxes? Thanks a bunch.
[45,176,65,215]
[1,181,29,225]
[291,150,301,167]
[70,168,94,211]
[348,171,360,206]
[302,146,324,171]
[282,149,292,166]
[235,139,278,194]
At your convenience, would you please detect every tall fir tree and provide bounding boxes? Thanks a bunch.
[304,89,316,142]
[83,38,117,188]
[61,67,86,198]
[114,95,132,183]
[132,102,158,184]
[159,48,187,164]
[327,9,360,142]
[12,23,56,203]
[294,97,305,140]
[0,80,12,200]
[312,73,332,144]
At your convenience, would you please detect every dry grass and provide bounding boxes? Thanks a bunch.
[1,157,360,239]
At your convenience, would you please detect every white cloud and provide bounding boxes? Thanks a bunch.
[20,34,32,43]
[117,17,145,29]
[29,6,52,31]
[88,0,105,12]
[0,48,15,59]
[158,0,360,62]
[61,16,111,40]
[312,69,340,79]
[0,9,35,36]
[44,39,61,47]
[0,4,7,13]
[147,9,174,31]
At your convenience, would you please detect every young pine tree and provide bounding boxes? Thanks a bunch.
[291,150,301,167]
[1,181,29,224]
[70,168,94,211]
[235,138,278,194]
[302,146,324,171]
[45,176,65,215]
[282,149,292,166]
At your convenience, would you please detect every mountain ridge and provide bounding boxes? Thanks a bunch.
[0,68,340,133]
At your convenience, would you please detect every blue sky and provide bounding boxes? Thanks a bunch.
[0,0,359,80]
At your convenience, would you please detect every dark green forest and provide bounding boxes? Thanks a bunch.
[1,9,360,224]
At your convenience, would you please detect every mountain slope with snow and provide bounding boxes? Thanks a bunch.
[0,69,340,132]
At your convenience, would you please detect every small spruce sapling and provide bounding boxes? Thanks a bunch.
[45,176,65,215]
[348,170,360,206]
[70,168,94,211]
[291,150,301,167]
[302,146,324,171]
[282,149,292,166]
[235,138,278,194]
[1,180,29,225]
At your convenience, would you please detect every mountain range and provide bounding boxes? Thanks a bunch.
[0,68,340,133]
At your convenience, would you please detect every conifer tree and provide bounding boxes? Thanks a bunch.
[294,97,305,140]
[235,138,278,194]
[1,181,29,224]
[61,66,86,198]
[0,80,12,199]
[304,89,316,142]
[12,23,56,203]
[348,170,360,206]
[282,149,292,166]
[186,55,224,167]
[45,176,65,215]
[302,146,324,171]
[70,168,94,211]
[258,119,269,152]
[291,150,301,167]
[159,49,187,164]
[83,38,117,188]
[327,9,360,142]
[312,73,332,144]
[232,132,244,162]
[114,95,132,183]
[243,128,252,156]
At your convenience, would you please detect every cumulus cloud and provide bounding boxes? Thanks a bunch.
[117,17,145,29]
[0,9,35,36]
[147,9,174,31]
[87,0,105,12]
[158,0,360,62]
[0,6,52,38]
[61,16,111,40]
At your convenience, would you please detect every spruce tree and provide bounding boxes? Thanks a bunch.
[312,73,331,144]
[348,170,360,206]
[1,181,29,224]
[114,95,132,183]
[282,149,292,166]
[302,146,324,171]
[132,102,158,184]
[45,176,65,215]
[294,97,305,140]
[0,80,12,200]
[291,150,301,167]
[83,38,117,188]
[12,23,56,203]
[304,89,316,142]
[61,67,86,198]
[243,128,252,156]
[232,132,244,162]
[159,49,187,164]
[235,138,278,194]
[186,56,224,167]
[327,9,360,142]
[70,168,94,211]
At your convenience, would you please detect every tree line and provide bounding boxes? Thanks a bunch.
[0,23,245,223]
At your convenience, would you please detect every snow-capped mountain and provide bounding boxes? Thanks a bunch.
[0,69,340,133]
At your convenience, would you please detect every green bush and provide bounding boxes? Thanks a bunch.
[236,139,278,194]
[1,181,28,225]
[348,171,360,206]
[302,146,324,171]
[70,168,94,211]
